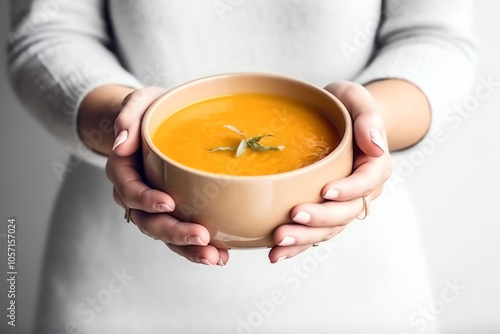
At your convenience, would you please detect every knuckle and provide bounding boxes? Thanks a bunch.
[385,158,394,178]
[120,179,141,206]
[372,184,384,199]
[382,167,392,182]
[116,181,130,202]
[362,188,374,198]
[105,155,117,181]
[344,83,361,100]
[166,228,183,245]
[112,188,122,205]
[127,89,145,102]
[160,220,178,244]
[183,246,204,261]
[138,188,154,206]
[318,214,338,227]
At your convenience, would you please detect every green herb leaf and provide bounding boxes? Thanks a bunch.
[209,146,238,152]
[247,140,285,152]
[210,125,284,157]
[236,139,248,157]
[223,125,248,138]
[248,134,273,144]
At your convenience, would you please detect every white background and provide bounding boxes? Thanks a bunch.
[0,1,499,333]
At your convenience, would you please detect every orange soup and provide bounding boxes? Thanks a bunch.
[153,93,341,176]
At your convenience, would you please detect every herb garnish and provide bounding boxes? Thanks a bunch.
[209,125,285,157]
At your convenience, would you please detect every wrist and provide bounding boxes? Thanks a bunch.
[77,85,136,156]
[364,79,431,151]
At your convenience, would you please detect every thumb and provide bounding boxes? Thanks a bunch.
[112,86,166,157]
[353,112,387,158]
[324,81,386,158]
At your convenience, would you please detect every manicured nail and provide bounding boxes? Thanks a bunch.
[279,236,296,246]
[217,258,225,266]
[200,258,213,266]
[370,129,385,153]
[112,130,128,151]
[156,202,173,212]
[292,211,311,224]
[187,236,206,246]
[274,256,288,264]
[323,189,339,200]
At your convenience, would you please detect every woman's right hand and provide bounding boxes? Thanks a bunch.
[106,86,228,266]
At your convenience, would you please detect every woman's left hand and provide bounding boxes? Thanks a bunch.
[269,81,393,263]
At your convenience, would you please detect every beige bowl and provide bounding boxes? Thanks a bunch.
[141,73,353,248]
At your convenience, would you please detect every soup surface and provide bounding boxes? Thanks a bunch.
[153,93,341,176]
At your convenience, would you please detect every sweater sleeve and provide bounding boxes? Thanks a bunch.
[354,0,476,130]
[7,0,143,167]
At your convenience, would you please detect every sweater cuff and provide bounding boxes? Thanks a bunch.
[65,75,143,168]
[354,41,475,132]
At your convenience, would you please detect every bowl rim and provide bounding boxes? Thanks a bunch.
[141,72,352,181]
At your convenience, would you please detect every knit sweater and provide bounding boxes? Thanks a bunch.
[7,1,476,333]
[8,0,475,167]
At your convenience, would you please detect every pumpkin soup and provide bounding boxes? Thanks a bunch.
[153,93,341,176]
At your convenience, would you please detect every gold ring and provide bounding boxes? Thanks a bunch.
[124,207,132,223]
[356,197,369,220]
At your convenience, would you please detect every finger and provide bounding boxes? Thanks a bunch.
[321,154,392,201]
[112,86,166,156]
[268,244,312,263]
[292,185,383,231]
[292,184,383,226]
[167,244,230,266]
[131,210,210,246]
[291,198,364,227]
[324,81,387,157]
[106,153,175,213]
[113,187,126,209]
[274,223,346,246]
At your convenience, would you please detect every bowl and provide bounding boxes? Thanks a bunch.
[141,73,353,248]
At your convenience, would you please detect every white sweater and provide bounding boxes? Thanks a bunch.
[8,0,475,166]
[7,1,476,333]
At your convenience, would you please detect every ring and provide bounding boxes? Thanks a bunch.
[356,197,369,220]
[124,207,132,223]
[312,243,319,247]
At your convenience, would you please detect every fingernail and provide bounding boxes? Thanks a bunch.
[274,256,288,264]
[187,236,206,246]
[200,258,213,266]
[292,211,311,224]
[156,202,173,212]
[279,236,296,246]
[217,258,225,266]
[323,189,339,200]
[370,129,385,153]
[112,130,128,151]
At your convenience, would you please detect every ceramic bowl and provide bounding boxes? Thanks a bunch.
[141,73,353,248]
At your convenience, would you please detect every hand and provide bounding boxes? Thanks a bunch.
[269,81,393,263]
[106,86,229,266]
